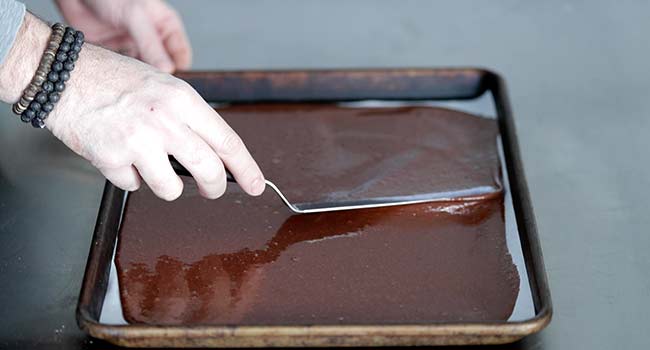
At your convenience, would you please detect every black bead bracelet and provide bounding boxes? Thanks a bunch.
[20,24,84,128]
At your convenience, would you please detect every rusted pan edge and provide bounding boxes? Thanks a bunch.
[175,68,489,102]
[78,313,551,348]
[76,183,123,323]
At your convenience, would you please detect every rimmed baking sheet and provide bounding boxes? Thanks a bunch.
[98,98,535,325]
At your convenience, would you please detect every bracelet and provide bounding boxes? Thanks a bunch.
[11,23,65,115]
[12,23,84,128]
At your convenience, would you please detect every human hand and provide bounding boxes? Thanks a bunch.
[0,13,255,201]
[54,0,191,73]
[41,42,265,200]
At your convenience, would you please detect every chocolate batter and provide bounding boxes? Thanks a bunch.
[220,104,502,205]
[116,105,519,325]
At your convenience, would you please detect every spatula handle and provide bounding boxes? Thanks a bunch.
[169,156,235,182]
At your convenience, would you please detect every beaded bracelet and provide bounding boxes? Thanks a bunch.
[12,23,65,115]
[12,23,84,128]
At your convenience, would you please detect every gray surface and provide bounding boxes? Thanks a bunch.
[1,0,649,349]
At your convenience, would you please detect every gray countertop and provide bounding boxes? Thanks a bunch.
[1,1,649,348]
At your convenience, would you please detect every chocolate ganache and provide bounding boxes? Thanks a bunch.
[115,105,519,325]
[221,104,502,205]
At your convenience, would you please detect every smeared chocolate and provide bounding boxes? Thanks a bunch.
[221,104,502,205]
[117,184,518,325]
[115,105,519,325]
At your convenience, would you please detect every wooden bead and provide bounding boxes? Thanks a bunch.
[33,71,47,84]
[24,84,39,98]
[12,104,26,115]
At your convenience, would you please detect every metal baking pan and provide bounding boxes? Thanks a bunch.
[76,68,552,347]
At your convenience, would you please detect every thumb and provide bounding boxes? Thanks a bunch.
[124,6,174,72]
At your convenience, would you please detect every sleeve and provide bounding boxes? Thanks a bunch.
[0,0,26,66]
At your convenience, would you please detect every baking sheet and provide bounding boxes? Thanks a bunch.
[99,98,535,325]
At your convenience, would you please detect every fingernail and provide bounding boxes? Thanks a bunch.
[251,177,265,196]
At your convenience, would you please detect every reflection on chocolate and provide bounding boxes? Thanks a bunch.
[117,186,519,325]
[116,105,519,325]
[220,104,502,205]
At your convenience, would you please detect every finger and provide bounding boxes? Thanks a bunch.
[160,11,192,69]
[169,127,227,199]
[133,151,183,201]
[125,5,174,72]
[186,104,265,196]
[164,30,192,70]
[100,166,142,191]
[54,0,109,41]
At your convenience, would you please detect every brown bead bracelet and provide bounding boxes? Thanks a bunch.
[11,23,65,115]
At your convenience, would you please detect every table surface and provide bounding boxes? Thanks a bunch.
[2,1,649,349]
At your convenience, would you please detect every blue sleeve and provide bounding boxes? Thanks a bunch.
[0,0,26,66]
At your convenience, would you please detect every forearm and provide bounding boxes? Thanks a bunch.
[0,12,50,103]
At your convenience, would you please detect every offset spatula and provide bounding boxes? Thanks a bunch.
[169,158,446,214]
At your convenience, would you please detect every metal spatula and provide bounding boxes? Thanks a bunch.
[169,158,449,214]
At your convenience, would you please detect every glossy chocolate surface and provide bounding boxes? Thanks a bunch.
[221,104,502,205]
[117,184,518,325]
[116,105,518,325]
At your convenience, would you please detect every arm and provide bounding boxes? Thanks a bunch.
[0,12,265,200]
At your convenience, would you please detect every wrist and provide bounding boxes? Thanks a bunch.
[0,13,51,103]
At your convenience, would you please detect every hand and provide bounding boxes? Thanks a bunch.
[54,0,191,73]
[0,14,251,201]
[45,44,265,200]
